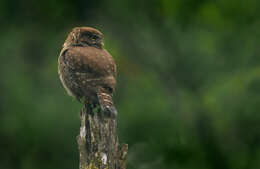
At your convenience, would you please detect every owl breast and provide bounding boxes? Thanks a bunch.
[58,65,75,97]
[58,55,77,98]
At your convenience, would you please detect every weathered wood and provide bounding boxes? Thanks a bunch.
[77,106,128,169]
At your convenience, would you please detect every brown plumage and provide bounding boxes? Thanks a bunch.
[58,27,117,116]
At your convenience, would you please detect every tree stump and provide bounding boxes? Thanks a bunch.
[77,106,128,169]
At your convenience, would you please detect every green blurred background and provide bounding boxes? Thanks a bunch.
[0,0,260,169]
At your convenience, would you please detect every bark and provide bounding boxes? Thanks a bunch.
[77,106,128,169]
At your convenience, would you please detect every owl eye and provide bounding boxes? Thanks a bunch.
[91,35,98,41]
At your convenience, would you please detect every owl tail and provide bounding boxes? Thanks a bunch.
[97,91,117,118]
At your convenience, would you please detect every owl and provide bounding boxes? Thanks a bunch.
[58,27,117,116]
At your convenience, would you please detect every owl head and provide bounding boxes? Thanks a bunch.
[64,27,104,49]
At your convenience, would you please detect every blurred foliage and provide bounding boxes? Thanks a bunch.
[0,0,260,169]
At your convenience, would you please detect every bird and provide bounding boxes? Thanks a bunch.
[58,27,117,117]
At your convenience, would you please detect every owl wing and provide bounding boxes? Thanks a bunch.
[60,46,117,115]
[62,46,116,78]
[60,46,117,98]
